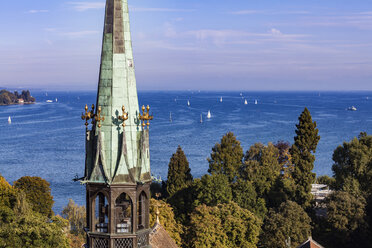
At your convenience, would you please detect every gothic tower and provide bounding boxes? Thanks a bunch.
[81,0,153,247]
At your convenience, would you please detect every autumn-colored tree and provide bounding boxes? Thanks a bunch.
[189,202,261,248]
[260,201,312,248]
[290,108,320,209]
[166,146,193,197]
[0,175,69,248]
[149,199,183,246]
[62,199,86,236]
[274,141,294,178]
[13,176,54,217]
[208,132,244,182]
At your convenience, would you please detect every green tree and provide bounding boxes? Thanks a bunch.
[208,132,244,182]
[321,191,369,248]
[260,201,312,248]
[332,133,372,197]
[194,174,233,207]
[62,199,86,236]
[231,179,267,220]
[290,108,320,208]
[149,199,183,246]
[166,146,193,197]
[189,202,262,248]
[241,143,281,199]
[13,176,54,217]
[0,176,69,248]
[168,184,196,225]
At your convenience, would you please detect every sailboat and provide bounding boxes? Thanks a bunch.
[187,100,190,107]
[55,98,58,102]
[244,99,248,105]
[255,100,258,105]
[207,110,211,119]
[8,116,11,124]
[170,112,172,122]
[220,97,223,103]
[200,114,203,123]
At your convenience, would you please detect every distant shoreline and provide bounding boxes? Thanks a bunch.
[0,89,36,106]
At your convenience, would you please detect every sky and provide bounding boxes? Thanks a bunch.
[0,0,372,91]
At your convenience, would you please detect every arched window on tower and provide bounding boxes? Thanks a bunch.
[137,191,148,230]
[94,192,109,233]
[115,193,133,233]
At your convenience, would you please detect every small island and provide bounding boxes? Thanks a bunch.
[0,89,36,106]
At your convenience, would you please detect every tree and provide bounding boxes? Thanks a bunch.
[290,108,320,208]
[13,176,54,217]
[260,201,312,248]
[0,176,69,248]
[193,174,232,207]
[332,133,372,197]
[231,179,267,220]
[166,146,193,197]
[189,202,261,248]
[149,199,183,246]
[321,191,369,248]
[241,143,281,199]
[62,199,86,236]
[208,132,244,182]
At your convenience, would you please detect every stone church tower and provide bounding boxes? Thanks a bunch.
[81,0,153,247]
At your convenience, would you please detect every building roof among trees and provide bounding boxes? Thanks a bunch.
[149,222,178,248]
[297,237,324,248]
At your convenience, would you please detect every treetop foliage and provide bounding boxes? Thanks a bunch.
[290,107,320,208]
[332,133,372,197]
[166,146,193,197]
[189,202,261,248]
[14,176,54,218]
[208,132,244,182]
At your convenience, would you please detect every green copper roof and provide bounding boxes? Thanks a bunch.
[84,0,151,185]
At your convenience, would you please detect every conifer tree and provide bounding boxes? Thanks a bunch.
[166,146,193,197]
[290,108,320,208]
[208,132,244,182]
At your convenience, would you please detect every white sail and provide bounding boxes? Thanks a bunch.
[8,116,11,124]
[200,114,203,123]
[220,97,223,103]
[207,110,211,119]
[187,100,190,106]
[244,99,248,105]
[255,100,258,105]
[55,98,58,102]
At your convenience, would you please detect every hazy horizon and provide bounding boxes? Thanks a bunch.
[1,0,372,91]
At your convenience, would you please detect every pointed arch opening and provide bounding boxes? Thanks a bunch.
[94,192,109,233]
[115,192,133,233]
[137,191,148,230]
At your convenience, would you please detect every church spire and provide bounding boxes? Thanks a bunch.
[83,0,152,185]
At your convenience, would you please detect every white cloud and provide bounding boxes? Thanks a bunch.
[67,2,105,11]
[270,28,282,35]
[28,10,49,14]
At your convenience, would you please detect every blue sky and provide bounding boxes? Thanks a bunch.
[1,0,372,91]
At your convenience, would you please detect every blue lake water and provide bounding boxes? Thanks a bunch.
[0,91,371,213]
